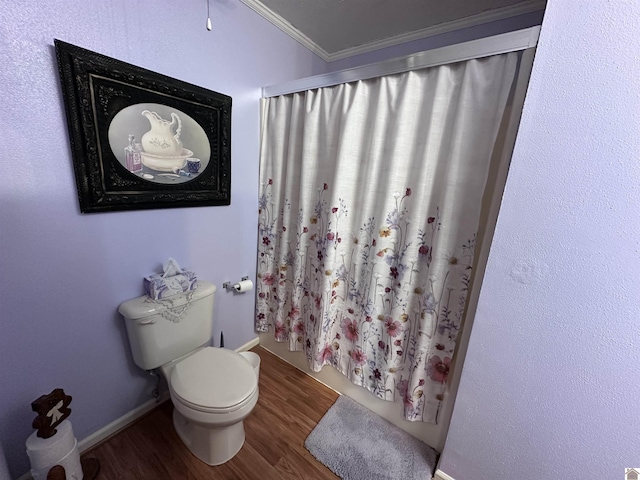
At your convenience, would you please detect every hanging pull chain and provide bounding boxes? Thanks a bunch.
[206,0,212,31]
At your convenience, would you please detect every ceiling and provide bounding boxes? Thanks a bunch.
[239,0,545,61]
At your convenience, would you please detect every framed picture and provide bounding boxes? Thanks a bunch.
[55,39,231,213]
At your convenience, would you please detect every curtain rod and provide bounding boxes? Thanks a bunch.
[262,26,540,98]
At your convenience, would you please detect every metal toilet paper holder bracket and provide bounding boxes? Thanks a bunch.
[223,276,249,293]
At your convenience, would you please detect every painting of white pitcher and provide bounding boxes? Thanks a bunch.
[56,39,230,212]
[108,102,211,184]
[139,110,194,172]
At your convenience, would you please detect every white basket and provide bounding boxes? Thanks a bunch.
[239,351,261,381]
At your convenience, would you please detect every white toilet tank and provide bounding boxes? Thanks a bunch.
[118,281,217,370]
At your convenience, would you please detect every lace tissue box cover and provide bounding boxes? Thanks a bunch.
[144,258,197,300]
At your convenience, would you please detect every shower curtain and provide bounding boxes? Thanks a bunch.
[256,52,518,423]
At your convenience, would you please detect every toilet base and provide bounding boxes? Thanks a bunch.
[172,409,246,466]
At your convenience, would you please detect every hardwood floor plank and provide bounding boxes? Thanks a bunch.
[83,346,339,479]
[286,392,336,425]
[243,406,287,466]
[225,442,283,480]
[273,446,336,480]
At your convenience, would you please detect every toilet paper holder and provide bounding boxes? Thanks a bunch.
[223,276,251,293]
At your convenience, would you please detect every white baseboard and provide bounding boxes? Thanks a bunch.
[433,469,455,480]
[78,391,171,453]
[236,336,260,352]
[16,338,262,479]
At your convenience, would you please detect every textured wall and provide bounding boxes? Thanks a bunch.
[438,1,640,478]
[0,1,324,476]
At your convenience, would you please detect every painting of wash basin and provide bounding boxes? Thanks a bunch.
[140,148,193,172]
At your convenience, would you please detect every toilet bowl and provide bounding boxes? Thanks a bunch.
[161,347,259,466]
[118,281,260,466]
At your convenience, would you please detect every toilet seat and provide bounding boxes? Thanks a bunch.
[170,347,257,412]
[173,387,258,414]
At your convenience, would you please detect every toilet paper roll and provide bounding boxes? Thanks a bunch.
[233,279,254,293]
[26,420,75,469]
[26,420,82,480]
[30,440,82,480]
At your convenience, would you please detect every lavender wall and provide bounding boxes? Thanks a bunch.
[438,1,640,479]
[0,1,324,477]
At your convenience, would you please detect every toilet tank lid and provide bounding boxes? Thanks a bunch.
[118,280,216,320]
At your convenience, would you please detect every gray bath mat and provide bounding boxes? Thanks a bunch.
[304,395,438,480]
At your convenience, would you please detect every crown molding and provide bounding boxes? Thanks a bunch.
[239,0,545,62]
[325,0,546,61]
[238,0,332,60]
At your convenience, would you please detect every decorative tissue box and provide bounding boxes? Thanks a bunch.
[144,258,197,300]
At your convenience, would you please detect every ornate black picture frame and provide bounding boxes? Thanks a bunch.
[55,39,231,213]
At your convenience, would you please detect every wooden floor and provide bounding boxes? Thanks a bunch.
[83,347,340,479]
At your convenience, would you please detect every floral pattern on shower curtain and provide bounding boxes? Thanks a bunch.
[256,52,518,423]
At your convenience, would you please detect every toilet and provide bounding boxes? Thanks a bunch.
[118,281,259,466]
